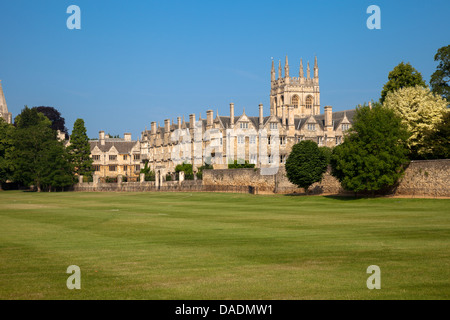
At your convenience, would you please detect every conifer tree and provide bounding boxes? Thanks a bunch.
[68,119,93,177]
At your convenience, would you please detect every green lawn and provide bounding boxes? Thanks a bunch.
[0,191,449,300]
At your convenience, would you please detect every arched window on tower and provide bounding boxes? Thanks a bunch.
[291,95,299,108]
[306,96,313,109]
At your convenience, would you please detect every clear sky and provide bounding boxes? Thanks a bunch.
[0,0,449,139]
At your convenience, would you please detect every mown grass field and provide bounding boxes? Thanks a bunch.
[0,191,449,300]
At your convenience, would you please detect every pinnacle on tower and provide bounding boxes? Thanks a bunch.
[299,59,304,78]
[314,56,319,79]
[271,59,275,82]
[307,61,311,80]
[278,60,282,79]
[284,55,289,78]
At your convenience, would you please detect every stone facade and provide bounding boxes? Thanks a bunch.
[139,56,354,176]
[0,80,12,124]
[89,131,142,181]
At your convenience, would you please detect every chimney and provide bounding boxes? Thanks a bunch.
[99,131,105,146]
[151,122,157,135]
[165,119,171,133]
[207,110,213,128]
[324,106,333,127]
[189,114,195,129]
[177,117,181,129]
[124,133,131,141]
[259,103,264,127]
[230,103,234,128]
[369,101,372,110]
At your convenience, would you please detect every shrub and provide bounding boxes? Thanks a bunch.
[228,160,255,169]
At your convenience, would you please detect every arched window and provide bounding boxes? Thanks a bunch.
[291,95,299,107]
[306,96,313,109]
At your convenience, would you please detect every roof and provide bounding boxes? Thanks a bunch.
[90,139,140,154]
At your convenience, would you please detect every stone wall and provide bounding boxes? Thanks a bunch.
[73,180,203,192]
[202,167,343,195]
[73,160,449,197]
[394,160,450,197]
[202,160,450,197]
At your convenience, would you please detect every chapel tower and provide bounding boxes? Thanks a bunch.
[270,56,320,118]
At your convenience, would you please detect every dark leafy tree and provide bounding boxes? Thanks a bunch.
[32,106,68,134]
[380,62,427,103]
[11,106,73,192]
[319,146,332,164]
[40,141,74,191]
[285,140,328,192]
[67,119,93,177]
[330,104,410,194]
[0,118,15,189]
[430,45,450,102]
[422,111,450,159]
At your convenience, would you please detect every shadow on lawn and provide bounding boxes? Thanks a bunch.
[283,192,377,201]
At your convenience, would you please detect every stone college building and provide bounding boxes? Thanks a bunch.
[89,56,355,180]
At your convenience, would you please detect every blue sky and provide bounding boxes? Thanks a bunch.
[0,0,449,139]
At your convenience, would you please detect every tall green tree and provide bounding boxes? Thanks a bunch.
[40,142,74,191]
[380,62,427,103]
[330,104,410,194]
[0,118,14,190]
[430,45,450,102]
[11,106,73,192]
[285,140,329,193]
[67,119,93,177]
[422,111,450,159]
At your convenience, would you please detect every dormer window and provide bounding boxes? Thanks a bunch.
[342,124,349,131]
[307,123,316,131]
[240,122,248,129]
[270,123,278,130]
